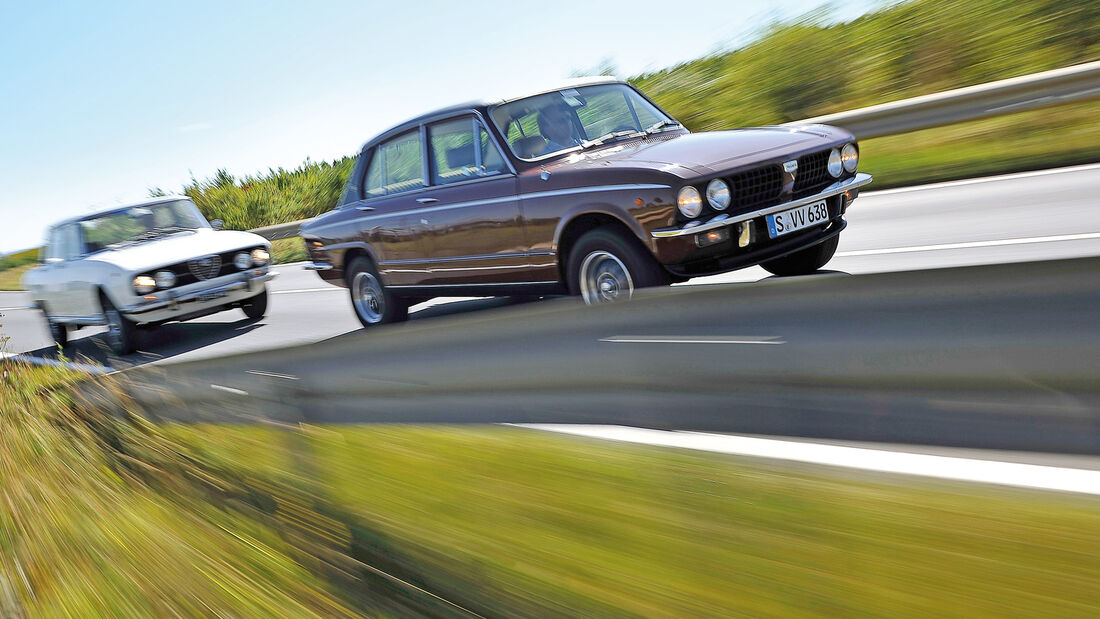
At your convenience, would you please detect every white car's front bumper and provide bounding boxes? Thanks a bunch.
[120,268,275,323]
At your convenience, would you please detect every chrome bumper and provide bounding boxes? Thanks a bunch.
[304,262,333,271]
[122,270,276,316]
[650,173,873,239]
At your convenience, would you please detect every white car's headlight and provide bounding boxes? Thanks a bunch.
[251,248,270,266]
[841,143,858,173]
[133,275,156,295]
[705,179,731,211]
[154,270,176,289]
[234,252,252,270]
[678,186,703,218]
[827,148,843,178]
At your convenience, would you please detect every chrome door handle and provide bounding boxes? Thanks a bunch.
[420,218,429,225]
[356,206,375,212]
[416,197,439,204]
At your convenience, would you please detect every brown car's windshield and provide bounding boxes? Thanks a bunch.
[490,83,676,161]
[77,200,209,252]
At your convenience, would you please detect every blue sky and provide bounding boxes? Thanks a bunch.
[0,0,879,253]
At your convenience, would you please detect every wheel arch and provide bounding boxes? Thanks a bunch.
[554,209,654,285]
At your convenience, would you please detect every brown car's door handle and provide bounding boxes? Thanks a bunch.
[416,197,439,204]
[356,206,375,212]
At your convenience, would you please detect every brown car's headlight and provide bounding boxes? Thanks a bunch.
[133,275,156,295]
[827,148,843,178]
[678,186,703,218]
[841,143,858,173]
[251,248,270,266]
[706,179,731,211]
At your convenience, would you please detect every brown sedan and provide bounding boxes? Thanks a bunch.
[301,77,871,327]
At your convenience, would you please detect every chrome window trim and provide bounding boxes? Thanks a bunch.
[650,173,872,239]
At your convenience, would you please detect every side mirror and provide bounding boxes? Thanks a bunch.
[210,219,224,231]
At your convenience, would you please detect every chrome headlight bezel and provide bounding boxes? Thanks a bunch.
[133,275,156,295]
[827,148,843,178]
[234,252,252,270]
[251,248,271,266]
[677,186,703,218]
[705,179,731,211]
[841,143,858,173]
[153,270,176,289]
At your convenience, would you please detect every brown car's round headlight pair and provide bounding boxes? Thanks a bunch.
[679,179,732,218]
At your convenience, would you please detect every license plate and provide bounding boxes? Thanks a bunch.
[766,200,829,238]
[198,291,226,303]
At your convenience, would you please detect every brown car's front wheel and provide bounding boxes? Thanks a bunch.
[567,228,669,305]
[346,257,408,328]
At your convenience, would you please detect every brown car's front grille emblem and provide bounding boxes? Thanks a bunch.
[188,255,221,281]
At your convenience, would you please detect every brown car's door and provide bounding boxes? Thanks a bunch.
[415,116,527,285]
[356,132,431,287]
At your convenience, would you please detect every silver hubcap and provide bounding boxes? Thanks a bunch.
[352,271,385,323]
[579,251,634,305]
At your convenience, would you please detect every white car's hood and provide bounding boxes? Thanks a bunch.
[89,229,268,272]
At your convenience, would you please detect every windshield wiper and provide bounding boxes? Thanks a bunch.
[580,129,645,149]
[644,120,683,135]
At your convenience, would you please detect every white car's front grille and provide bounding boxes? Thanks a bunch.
[187,255,222,281]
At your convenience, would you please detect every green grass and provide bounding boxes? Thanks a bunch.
[862,100,1100,189]
[162,424,1100,617]
[271,236,307,264]
[0,362,356,616]
[0,263,33,291]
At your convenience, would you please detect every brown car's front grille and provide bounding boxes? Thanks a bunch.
[793,149,832,197]
[730,165,782,210]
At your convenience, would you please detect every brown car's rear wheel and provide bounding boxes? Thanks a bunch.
[567,228,669,305]
[760,234,840,277]
[346,257,408,328]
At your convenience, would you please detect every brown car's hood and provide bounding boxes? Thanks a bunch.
[547,126,848,177]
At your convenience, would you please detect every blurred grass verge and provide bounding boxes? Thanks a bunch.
[160,423,1100,617]
[5,361,1100,614]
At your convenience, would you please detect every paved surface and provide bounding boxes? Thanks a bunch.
[5,164,1099,371]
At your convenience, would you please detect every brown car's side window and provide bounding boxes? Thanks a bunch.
[363,131,425,198]
[428,117,508,186]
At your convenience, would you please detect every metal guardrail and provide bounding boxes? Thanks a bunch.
[249,61,1100,241]
[787,60,1100,139]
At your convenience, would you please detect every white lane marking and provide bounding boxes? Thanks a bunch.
[836,232,1100,257]
[863,162,1100,196]
[211,384,249,396]
[272,287,344,294]
[246,369,299,380]
[516,425,1100,496]
[601,335,785,345]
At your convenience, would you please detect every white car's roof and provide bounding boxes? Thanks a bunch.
[50,195,195,230]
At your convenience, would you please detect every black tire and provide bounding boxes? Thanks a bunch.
[345,257,408,328]
[760,234,840,277]
[241,287,268,320]
[566,227,669,304]
[46,318,68,348]
[100,294,136,355]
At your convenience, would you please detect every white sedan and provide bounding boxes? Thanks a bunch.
[22,196,275,354]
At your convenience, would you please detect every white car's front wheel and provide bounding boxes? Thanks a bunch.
[46,317,68,348]
[241,287,268,320]
[101,294,136,355]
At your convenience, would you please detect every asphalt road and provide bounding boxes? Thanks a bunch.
[4,163,1099,371]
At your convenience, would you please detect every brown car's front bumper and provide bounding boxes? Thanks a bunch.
[650,173,871,277]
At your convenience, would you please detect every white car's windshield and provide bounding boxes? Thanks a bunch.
[490,83,677,161]
[78,200,209,252]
